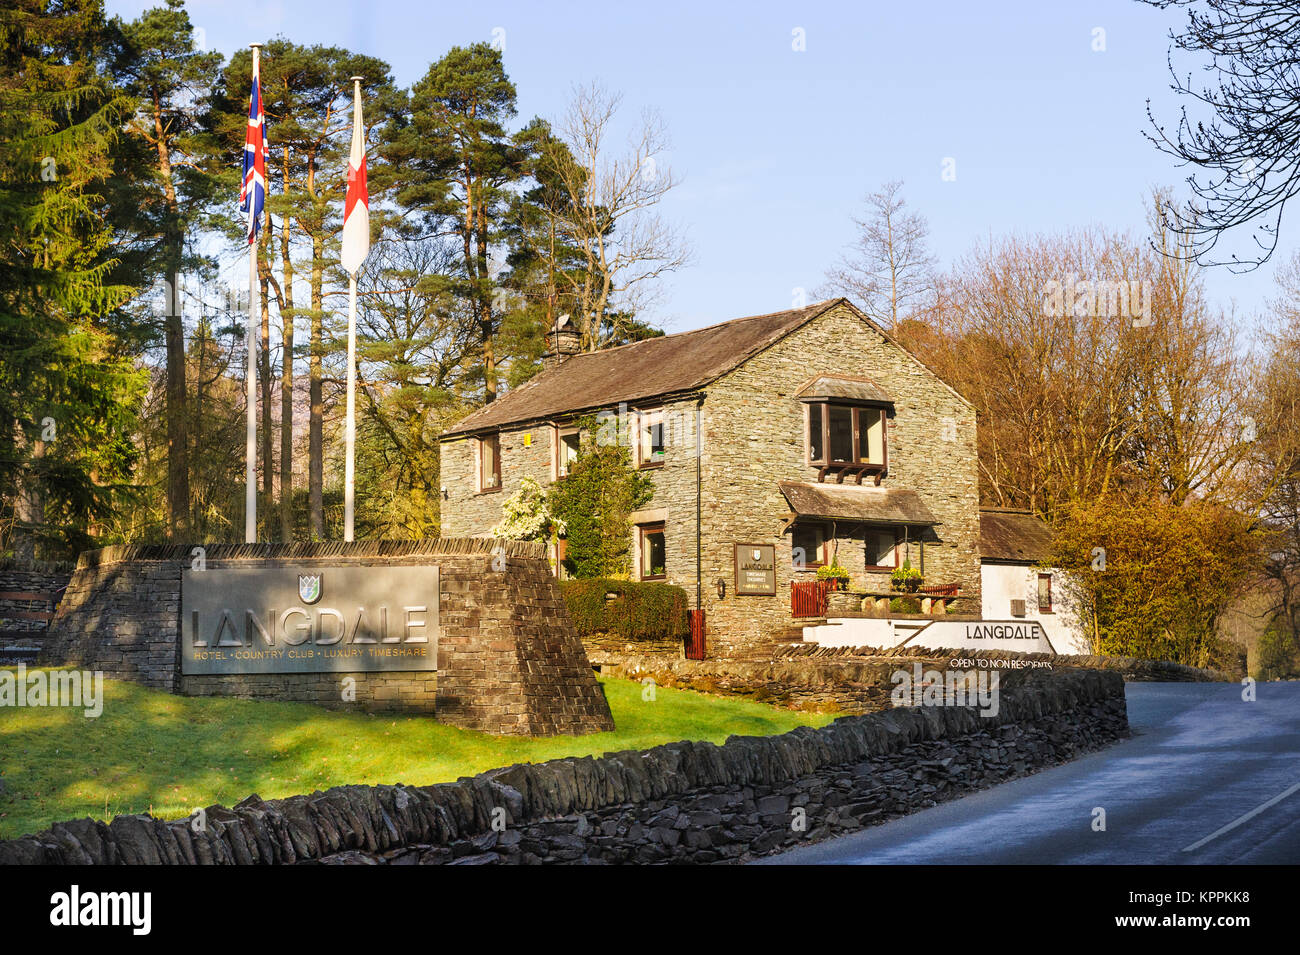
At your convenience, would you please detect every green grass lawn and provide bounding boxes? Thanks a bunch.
[0,670,833,840]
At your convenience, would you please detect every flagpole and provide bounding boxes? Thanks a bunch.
[245,43,263,545]
[344,270,357,541]
[343,75,366,543]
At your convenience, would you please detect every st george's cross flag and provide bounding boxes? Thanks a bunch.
[238,55,266,244]
[340,80,369,275]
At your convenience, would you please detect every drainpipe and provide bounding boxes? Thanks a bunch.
[695,396,704,610]
[687,395,706,660]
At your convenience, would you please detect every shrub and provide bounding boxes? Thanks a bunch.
[1050,497,1262,667]
[560,578,690,640]
[889,596,922,614]
[1258,627,1300,679]
[548,420,654,578]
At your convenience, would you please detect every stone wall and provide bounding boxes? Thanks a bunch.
[41,540,614,735]
[587,644,1226,716]
[772,642,1233,682]
[440,302,982,658]
[0,668,1127,864]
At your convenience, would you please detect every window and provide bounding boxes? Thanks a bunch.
[865,527,898,569]
[828,405,854,462]
[808,404,824,462]
[477,433,501,492]
[791,522,826,569]
[807,403,887,473]
[639,523,666,580]
[637,410,666,468]
[556,426,580,478]
[1037,573,1053,613]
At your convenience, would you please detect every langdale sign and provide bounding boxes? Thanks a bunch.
[180,566,439,675]
[901,619,1055,654]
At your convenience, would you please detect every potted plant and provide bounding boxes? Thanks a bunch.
[816,561,851,591]
[891,558,924,593]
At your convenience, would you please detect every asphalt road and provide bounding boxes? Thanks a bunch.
[758,681,1300,865]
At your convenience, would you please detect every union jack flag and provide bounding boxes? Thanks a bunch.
[238,55,266,244]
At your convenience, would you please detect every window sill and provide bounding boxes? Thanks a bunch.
[638,461,665,470]
[475,485,503,496]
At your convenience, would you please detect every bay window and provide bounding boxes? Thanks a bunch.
[806,401,888,482]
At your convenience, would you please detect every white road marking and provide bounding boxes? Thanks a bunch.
[1181,781,1300,853]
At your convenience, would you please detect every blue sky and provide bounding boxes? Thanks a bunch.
[108,0,1292,336]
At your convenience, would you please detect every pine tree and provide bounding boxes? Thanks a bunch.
[109,0,223,541]
[389,43,527,405]
[0,0,148,559]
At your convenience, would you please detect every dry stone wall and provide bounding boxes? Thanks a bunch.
[0,668,1127,864]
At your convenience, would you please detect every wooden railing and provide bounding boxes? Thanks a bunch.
[918,583,960,598]
[791,580,833,618]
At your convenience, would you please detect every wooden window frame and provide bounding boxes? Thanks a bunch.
[791,521,828,570]
[805,401,889,485]
[638,522,667,580]
[635,408,666,469]
[554,424,581,480]
[864,525,900,571]
[1037,573,1054,613]
[476,433,502,493]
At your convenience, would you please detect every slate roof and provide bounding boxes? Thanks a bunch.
[979,508,1053,563]
[794,374,894,404]
[778,481,941,526]
[442,300,845,437]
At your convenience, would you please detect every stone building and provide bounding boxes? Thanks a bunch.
[439,299,981,656]
[979,508,1088,654]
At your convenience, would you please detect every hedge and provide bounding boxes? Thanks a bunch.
[560,578,690,640]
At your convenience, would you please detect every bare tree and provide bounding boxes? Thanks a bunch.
[821,180,935,328]
[538,83,692,350]
[899,214,1253,518]
[1143,0,1300,267]
[1244,254,1300,647]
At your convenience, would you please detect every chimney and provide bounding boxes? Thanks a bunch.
[543,313,581,368]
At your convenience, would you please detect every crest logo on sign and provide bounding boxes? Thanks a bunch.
[298,574,322,604]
